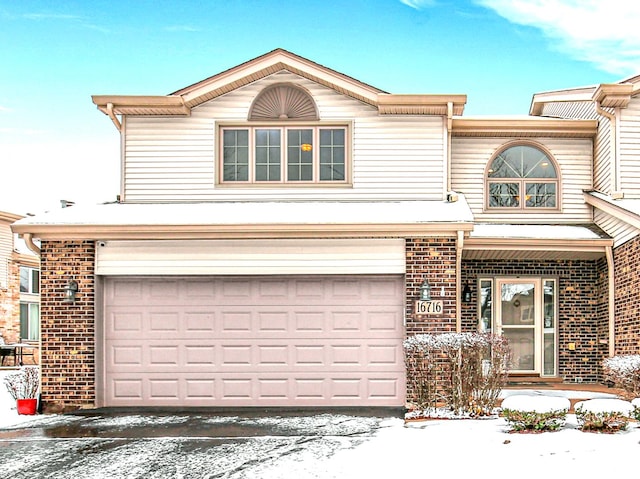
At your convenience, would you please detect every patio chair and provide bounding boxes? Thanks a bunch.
[0,336,16,366]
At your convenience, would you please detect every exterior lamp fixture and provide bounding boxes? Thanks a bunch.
[462,282,472,303]
[63,280,79,304]
[419,280,431,301]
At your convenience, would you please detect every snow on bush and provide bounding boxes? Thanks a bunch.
[574,398,633,432]
[500,395,570,432]
[404,332,510,417]
[602,355,640,397]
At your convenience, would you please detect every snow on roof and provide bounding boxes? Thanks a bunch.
[470,223,605,240]
[13,198,475,227]
[588,191,640,217]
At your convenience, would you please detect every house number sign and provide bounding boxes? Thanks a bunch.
[415,300,443,315]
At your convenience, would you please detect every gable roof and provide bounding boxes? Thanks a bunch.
[92,49,466,124]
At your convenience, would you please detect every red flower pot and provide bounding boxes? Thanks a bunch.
[16,398,38,415]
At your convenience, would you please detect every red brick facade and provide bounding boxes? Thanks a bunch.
[39,240,95,411]
[461,259,609,383]
[613,235,640,355]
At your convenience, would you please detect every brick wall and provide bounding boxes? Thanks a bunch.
[39,240,95,411]
[461,259,608,383]
[0,260,20,343]
[613,235,640,355]
[405,238,457,335]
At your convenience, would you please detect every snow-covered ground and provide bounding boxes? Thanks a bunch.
[2,368,639,478]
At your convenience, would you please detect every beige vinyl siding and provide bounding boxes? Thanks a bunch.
[451,137,593,223]
[96,239,406,275]
[619,97,640,197]
[594,209,639,247]
[122,72,446,202]
[0,222,11,289]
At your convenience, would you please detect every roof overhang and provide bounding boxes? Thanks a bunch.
[452,117,597,138]
[529,87,596,116]
[0,211,24,223]
[11,200,475,241]
[92,49,467,124]
[584,190,640,230]
[592,83,634,108]
[463,224,612,260]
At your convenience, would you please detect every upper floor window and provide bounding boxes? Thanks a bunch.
[221,126,347,184]
[220,83,348,185]
[486,144,559,210]
[20,266,39,294]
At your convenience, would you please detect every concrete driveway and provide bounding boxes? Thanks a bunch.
[0,409,401,479]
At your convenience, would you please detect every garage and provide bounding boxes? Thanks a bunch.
[102,274,405,407]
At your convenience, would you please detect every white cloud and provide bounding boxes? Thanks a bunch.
[475,0,640,75]
[400,0,437,10]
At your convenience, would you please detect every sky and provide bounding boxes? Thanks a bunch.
[1,0,639,215]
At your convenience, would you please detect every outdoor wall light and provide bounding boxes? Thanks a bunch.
[419,280,431,301]
[63,280,79,304]
[462,282,472,303]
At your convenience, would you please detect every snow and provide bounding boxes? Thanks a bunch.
[501,394,570,413]
[574,398,634,415]
[2,368,640,478]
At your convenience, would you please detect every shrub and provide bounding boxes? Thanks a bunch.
[501,409,567,432]
[3,366,39,400]
[602,355,640,398]
[404,332,510,416]
[574,399,633,433]
[632,398,640,422]
[500,395,569,432]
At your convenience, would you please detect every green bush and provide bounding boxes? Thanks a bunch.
[501,408,567,432]
[575,408,629,432]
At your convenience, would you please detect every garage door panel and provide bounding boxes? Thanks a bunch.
[104,275,405,407]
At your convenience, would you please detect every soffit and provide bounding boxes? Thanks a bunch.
[463,223,612,260]
[451,117,597,138]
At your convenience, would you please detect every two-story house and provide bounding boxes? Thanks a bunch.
[11,49,632,411]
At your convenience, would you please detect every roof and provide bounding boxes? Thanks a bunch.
[452,115,597,138]
[584,190,640,230]
[464,223,612,260]
[530,75,640,116]
[92,49,467,122]
[11,198,475,240]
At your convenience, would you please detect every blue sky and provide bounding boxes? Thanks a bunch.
[1,0,638,214]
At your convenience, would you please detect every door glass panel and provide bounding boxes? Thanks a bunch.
[542,279,556,376]
[500,282,536,373]
[479,279,492,332]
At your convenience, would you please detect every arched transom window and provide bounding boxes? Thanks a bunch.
[486,144,559,210]
[219,83,349,185]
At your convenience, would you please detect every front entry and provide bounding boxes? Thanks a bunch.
[480,277,557,376]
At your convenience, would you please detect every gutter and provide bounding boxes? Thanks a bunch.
[446,102,453,195]
[106,103,122,132]
[22,233,41,256]
[456,229,464,333]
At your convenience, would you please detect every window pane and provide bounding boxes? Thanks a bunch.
[31,269,39,294]
[20,267,29,293]
[489,146,556,179]
[489,182,519,207]
[222,130,249,181]
[319,129,345,181]
[526,183,556,207]
[255,129,281,181]
[480,279,492,332]
[287,129,313,181]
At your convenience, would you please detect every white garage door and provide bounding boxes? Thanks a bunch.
[103,275,405,407]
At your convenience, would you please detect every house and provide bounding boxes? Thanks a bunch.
[10,49,637,411]
[0,210,40,349]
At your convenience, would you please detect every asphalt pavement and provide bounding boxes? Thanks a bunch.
[0,408,402,479]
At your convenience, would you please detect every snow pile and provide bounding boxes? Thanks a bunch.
[574,398,633,415]
[501,394,570,413]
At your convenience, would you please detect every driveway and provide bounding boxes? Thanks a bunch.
[0,409,401,479]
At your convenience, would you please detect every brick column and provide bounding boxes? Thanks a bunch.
[405,237,457,336]
[40,240,95,412]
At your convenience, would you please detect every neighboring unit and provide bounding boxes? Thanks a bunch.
[11,49,639,411]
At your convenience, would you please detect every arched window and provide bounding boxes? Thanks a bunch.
[486,144,559,210]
